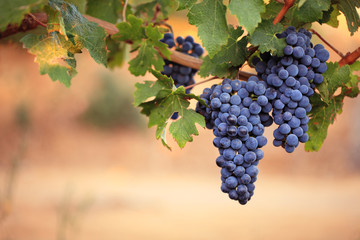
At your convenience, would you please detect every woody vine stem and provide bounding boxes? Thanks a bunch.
[0,6,359,85]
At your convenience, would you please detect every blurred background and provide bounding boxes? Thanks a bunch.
[0,9,360,240]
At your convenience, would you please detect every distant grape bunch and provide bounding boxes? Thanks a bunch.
[196,26,329,204]
[161,33,204,119]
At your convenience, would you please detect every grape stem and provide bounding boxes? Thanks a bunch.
[273,0,295,25]
[310,29,344,58]
[184,76,220,90]
[151,4,162,23]
[28,13,47,28]
[339,46,360,67]
[123,0,129,22]
[0,14,44,39]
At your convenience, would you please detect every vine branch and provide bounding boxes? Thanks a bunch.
[339,47,360,67]
[2,11,358,78]
[310,29,344,58]
[273,0,295,25]
[0,12,254,78]
[184,76,219,90]
[28,13,47,28]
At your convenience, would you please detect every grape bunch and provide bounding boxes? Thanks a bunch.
[161,33,204,119]
[253,26,329,153]
[195,26,329,205]
[196,78,270,204]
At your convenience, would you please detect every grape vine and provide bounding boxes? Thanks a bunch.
[0,0,360,204]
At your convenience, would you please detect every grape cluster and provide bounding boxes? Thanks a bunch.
[161,33,204,119]
[253,27,329,153]
[195,27,329,204]
[196,78,270,204]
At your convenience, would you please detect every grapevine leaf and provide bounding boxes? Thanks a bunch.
[21,33,76,87]
[67,0,87,13]
[187,0,229,57]
[46,6,67,39]
[169,108,205,148]
[211,26,248,67]
[136,70,205,149]
[317,62,351,103]
[134,71,173,106]
[86,0,122,23]
[177,0,197,10]
[306,62,359,151]
[135,0,177,21]
[305,92,343,151]
[148,87,205,148]
[106,38,128,69]
[262,1,283,20]
[228,0,266,34]
[199,56,238,78]
[326,4,340,27]
[128,25,170,76]
[250,20,286,56]
[145,25,171,58]
[334,0,360,35]
[49,0,107,66]
[128,41,162,76]
[287,0,331,27]
[343,61,360,97]
[0,0,44,31]
[113,15,145,43]
[318,4,340,27]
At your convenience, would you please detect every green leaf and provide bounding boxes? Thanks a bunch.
[86,0,122,23]
[211,26,248,67]
[199,56,238,78]
[169,108,205,148]
[127,25,170,76]
[306,61,359,151]
[187,0,229,57]
[250,20,286,56]
[326,4,340,27]
[0,0,44,31]
[135,0,177,21]
[305,93,343,151]
[46,6,67,39]
[49,0,107,66]
[113,15,145,43]
[287,0,331,27]
[136,70,205,149]
[106,37,128,69]
[334,0,360,35]
[177,0,197,10]
[317,62,351,103]
[148,87,205,148]
[261,1,283,20]
[344,61,360,97]
[67,0,87,13]
[128,41,163,76]
[318,4,340,27]
[21,33,76,86]
[134,72,173,106]
[228,0,266,34]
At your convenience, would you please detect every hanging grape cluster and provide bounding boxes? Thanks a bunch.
[196,26,329,204]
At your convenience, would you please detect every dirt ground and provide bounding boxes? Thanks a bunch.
[0,14,360,240]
